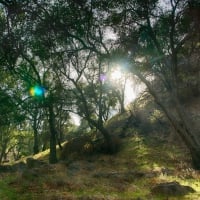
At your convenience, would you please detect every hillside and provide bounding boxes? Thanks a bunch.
[0,96,200,200]
[0,132,200,200]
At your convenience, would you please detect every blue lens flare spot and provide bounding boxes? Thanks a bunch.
[29,85,45,97]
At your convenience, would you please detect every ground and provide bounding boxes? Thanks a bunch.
[0,134,200,200]
[1,97,200,200]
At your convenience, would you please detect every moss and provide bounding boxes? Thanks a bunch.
[0,179,19,200]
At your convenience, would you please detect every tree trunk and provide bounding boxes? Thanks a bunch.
[172,118,200,169]
[0,148,5,164]
[136,71,200,169]
[48,104,58,164]
[119,96,126,114]
[56,134,63,150]
[0,140,8,164]
[169,87,200,169]
[33,120,39,154]
[190,147,200,169]
[97,123,116,154]
[156,95,200,169]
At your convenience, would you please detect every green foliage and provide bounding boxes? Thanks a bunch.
[0,0,199,169]
[0,89,24,126]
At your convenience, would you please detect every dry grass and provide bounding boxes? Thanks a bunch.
[1,134,200,200]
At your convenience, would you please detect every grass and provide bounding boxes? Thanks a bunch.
[0,179,19,200]
[0,134,200,200]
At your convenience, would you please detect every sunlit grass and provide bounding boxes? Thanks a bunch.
[0,133,200,200]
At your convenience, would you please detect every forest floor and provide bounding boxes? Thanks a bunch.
[0,133,200,200]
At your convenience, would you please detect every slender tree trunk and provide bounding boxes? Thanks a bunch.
[174,120,200,169]
[0,148,5,164]
[97,123,116,154]
[158,95,200,169]
[48,104,58,164]
[42,143,47,151]
[136,71,200,169]
[87,117,115,154]
[160,101,200,169]
[33,129,39,155]
[119,95,126,114]
[173,96,200,169]
[56,133,63,150]
[120,78,126,114]
[33,120,39,154]
[0,139,8,164]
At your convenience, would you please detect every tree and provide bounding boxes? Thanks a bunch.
[100,0,200,168]
[29,0,119,153]
[0,0,67,163]
[57,49,118,153]
[2,0,199,167]
[0,58,26,161]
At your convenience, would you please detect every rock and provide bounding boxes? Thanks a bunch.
[151,181,195,196]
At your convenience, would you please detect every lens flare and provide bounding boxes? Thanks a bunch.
[100,74,106,82]
[29,85,45,97]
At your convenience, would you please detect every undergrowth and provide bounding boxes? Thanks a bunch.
[0,133,200,200]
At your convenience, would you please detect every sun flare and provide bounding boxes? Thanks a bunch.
[110,69,122,80]
[109,68,139,105]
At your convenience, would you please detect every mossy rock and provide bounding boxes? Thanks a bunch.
[151,181,195,196]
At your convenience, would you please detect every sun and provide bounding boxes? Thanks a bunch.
[110,68,122,80]
[109,68,139,105]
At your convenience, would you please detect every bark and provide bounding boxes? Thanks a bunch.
[48,104,58,164]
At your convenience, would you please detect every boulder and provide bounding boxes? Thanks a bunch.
[151,181,195,196]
